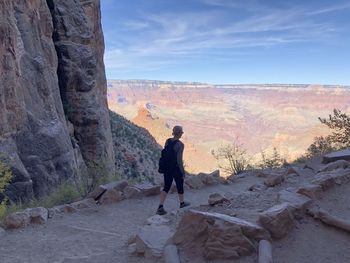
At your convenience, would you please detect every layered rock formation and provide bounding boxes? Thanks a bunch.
[0,0,114,202]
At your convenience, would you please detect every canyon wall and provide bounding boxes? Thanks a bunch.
[0,0,114,202]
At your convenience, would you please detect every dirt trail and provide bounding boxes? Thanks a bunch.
[1,170,350,263]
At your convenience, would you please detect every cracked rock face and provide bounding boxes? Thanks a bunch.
[0,0,114,201]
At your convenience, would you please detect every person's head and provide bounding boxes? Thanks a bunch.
[172,125,184,139]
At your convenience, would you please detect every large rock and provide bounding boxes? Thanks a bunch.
[3,211,30,229]
[0,0,85,202]
[135,225,173,258]
[123,186,142,199]
[185,176,204,189]
[322,149,350,164]
[0,0,115,202]
[24,207,48,224]
[277,190,312,211]
[91,180,129,200]
[47,0,115,178]
[173,210,269,260]
[98,189,123,205]
[318,160,350,172]
[71,198,97,209]
[264,174,285,187]
[208,193,228,206]
[297,184,323,199]
[134,183,160,196]
[258,203,294,239]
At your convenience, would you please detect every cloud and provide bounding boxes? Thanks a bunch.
[103,1,348,73]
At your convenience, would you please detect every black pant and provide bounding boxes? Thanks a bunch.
[163,168,184,194]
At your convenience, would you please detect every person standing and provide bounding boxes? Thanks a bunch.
[157,126,190,215]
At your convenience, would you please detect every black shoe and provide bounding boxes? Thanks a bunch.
[180,201,190,208]
[156,206,167,215]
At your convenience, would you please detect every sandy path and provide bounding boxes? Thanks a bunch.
[0,177,257,263]
[1,169,349,263]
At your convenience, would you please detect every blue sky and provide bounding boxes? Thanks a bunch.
[101,0,350,85]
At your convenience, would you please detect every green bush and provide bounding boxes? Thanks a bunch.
[259,147,287,169]
[0,160,13,218]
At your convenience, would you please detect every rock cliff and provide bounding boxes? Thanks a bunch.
[0,0,114,202]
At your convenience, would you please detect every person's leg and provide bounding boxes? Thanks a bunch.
[174,173,190,208]
[157,173,173,214]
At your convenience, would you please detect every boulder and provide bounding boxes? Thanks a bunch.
[277,190,312,211]
[285,167,299,176]
[264,174,284,187]
[164,245,181,263]
[173,210,269,260]
[25,207,48,224]
[318,160,350,173]
[208,193,228,206]
[71,198,97,209]
[135,224,173,258]
[297,184,323,199]
[322,149,350,164]
[258,240,273,263]
[258,203,294,239]
[134,183,160,196]
[98,189,123,205]
[311,173,335,191]
[91,180,129,200]
[209,170,220,178]
[185,176,204,189]
[123,186,142,199]
[53,204,77,214]
[3,211,30,229]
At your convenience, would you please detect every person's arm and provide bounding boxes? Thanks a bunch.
[176,142,185,176]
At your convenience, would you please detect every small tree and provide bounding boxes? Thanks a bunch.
[306,136,334,157]
[212,140,250,175]
[307,109,350,158]
[259,147,286,169]
[319,109,350,148]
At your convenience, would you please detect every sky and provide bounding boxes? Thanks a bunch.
[101,0,350,85]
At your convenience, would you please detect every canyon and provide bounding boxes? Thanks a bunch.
[107,80,350,174]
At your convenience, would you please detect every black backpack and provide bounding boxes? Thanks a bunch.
[158,139,178,174]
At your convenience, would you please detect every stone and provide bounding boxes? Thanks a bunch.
[258,203,295,239]
[146,215,170,226]
[25,207,48,224]
[277,190,312,211]
[285,167,299,176]
[185,176,204,189]
[173,210,269,260]
[258,240,273,263]
[128,243,137,254]
[264,174,285,187]
[98,189,123,205]
[123,186,141,199]
[134,183,160,196]
[54,204,77,214]
[3,211,30,229]
[71,198,97,209]
[210,170,220,178]
[135,225,173,258]
[164,245,181,263]
[311,173,335,191]
[91,180,129,200]
[208,193,228,206]
[318,160,350,172]
[297,184,323,199]
[322,149,350,164]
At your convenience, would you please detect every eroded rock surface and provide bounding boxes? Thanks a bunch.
[0,0,114,201]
